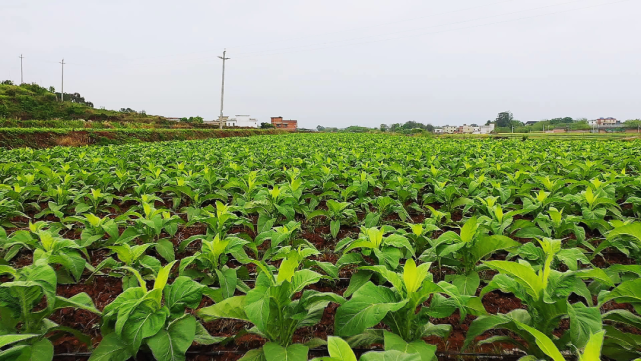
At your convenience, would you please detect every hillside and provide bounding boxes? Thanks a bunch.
[0,81,163,122]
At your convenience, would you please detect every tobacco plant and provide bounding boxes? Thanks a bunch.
[0,261,99,361]
[91,262,221,361]
[335,259,483,344]
[465,238,612,357]
[197,254,345,359]
[419,216,520,295]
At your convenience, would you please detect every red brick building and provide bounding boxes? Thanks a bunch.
[271,116,297,130]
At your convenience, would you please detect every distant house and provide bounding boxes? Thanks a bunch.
[203,116,228,126]
[525,120,538,125]
[226,115,258,128]
[459,124,474,134]
[434,128,444,134]
[479,123,495,134]
[442,125,457,134]
[271,116,298,130]
[591,117,619,126]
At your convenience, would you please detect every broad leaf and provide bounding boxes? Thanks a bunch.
[263,342,309,361]
[335,282,407,337]
[147,315,197,361]
[87,333,134,361]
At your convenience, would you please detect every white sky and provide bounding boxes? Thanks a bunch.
[1,0,640,128]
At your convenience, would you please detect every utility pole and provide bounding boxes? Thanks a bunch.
[19,54,24,84]
[59,59,65,102]
[217,49,230,129]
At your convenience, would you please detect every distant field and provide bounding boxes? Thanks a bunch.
[440,132,640,140]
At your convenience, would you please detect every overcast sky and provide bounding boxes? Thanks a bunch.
[2,0,639,128]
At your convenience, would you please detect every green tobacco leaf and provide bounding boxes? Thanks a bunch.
[326,336,357,361]
[0,346,29,361]
[484,261,543,300]
[335,282,407,337]
[197,296,248,321]
[164,276,205,314]
[463,314,513,350]
[239,349,267,361]
[121,305,169,353]
[154,261,177,291]
[147,315,197,361]
[87,333,134,361]
[0,334,38,348]
[598,278,641,307]
[245,285,271,330]
[360,350,421,361]
[579,330,605,361]
[607,222,641,243]
[514,321,564,361]
[470,235,520,265]
[54,292,100,314]
[384,331,436,361]
[330,220,341,239]
[460,216,478,243]
[402,259,430,294]
[263,342,309,361]
[603,309,641,329]
[344,270,372,298]
[156,239,176,262]
[568,302,602,349]
[15,338,53,361]
[556,248,589,271]
[291,269,323,295]
[215,268,238,300]
[193,322,226,345]
[451,273,480,296]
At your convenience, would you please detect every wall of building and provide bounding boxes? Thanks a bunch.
[271,116,298,130]
[234,115,258,128]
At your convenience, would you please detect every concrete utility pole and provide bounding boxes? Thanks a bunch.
[59,59,65,102]
[19,54,24,84]
[217,49,230,129]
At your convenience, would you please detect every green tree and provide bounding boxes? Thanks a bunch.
[261,122,275,129]
[495,111,513,127]
[549,117,574,124]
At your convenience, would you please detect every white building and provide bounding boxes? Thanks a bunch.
[434,128,444,134]
[227,115,258,128]
[479,123,495,134]
[472,126,481,134]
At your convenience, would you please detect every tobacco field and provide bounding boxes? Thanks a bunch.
[1,133,641,361]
